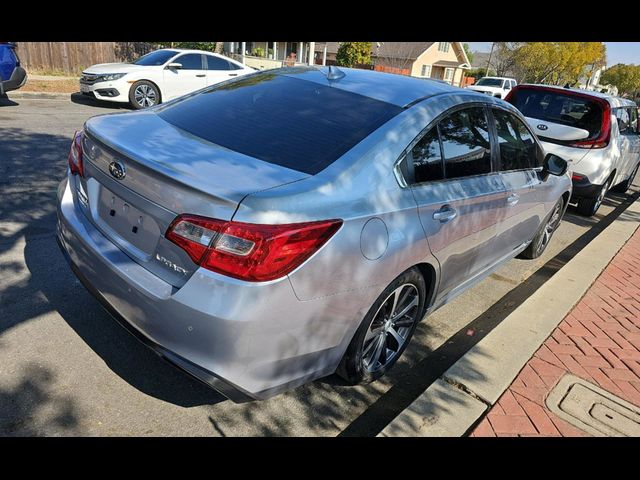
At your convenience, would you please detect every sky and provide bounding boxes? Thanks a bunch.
[466,42,640,66]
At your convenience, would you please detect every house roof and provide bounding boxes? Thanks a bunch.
[314,42,341,54]
[372,42,434,60]
[433,60,467,68]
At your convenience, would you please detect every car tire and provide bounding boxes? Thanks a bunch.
[576,176,612,217]
[611,163,639,194]
[336,267,426,385]
[129,80,161,109]
[518,197,565,260]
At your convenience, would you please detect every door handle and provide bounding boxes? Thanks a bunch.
[507,193,520,206]
[432,206,457,223]
[196,74,206,77]
[228,73,238,77]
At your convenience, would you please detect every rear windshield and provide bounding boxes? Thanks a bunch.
[508,88,604,139]
[156,72,403,175]
[133,50,178,66]
[476,78,503,87]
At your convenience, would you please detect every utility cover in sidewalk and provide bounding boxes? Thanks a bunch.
[546,374,640,437]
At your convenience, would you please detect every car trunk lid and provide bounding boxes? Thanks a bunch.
[76,111,308,287]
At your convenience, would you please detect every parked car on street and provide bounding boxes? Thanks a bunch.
[466,76,517,99]
[506,84,640,216]
[79,48,254,109]
[57,67,571,401]
[0,42,27,95]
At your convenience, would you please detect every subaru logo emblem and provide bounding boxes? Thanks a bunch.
[537,124,548,131]
[108,161,126,180]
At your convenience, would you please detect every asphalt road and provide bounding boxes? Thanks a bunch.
[1,94,638,436]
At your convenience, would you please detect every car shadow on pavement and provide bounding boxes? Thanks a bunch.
[70,92,130,110]
[0,96,19,107]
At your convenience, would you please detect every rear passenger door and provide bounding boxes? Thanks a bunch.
[614,107,640,182]
[491,107,546,253]
[407,105,508,303]
[204,54,238,86]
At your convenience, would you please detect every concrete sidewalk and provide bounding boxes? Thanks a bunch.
[381,197,640,437]
[472,223,640,436]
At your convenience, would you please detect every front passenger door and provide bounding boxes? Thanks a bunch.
[491,108,546,254]
[408,106,508,304]
[163,53,207,100]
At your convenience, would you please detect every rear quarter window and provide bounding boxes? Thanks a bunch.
[508,88,604,140]
[156,72,403,175]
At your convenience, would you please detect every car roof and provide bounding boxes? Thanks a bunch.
[481,76,515,80]
[275,66,463,107]
[516,83,637,108]
[162,48,222,55]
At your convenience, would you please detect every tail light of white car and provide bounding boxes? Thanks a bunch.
[166,214,343,282]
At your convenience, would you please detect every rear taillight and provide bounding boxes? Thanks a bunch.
[166,214,342,282]
[571,173,586,182]
[68,130,84,176]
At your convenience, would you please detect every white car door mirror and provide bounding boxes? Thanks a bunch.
[166,62,183,70]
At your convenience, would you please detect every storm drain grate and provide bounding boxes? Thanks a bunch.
[546,374,640,437]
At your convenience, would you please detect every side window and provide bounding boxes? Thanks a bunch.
[439,107,492,179]
[493,109,539,171]
[616,107,631,134]
[630,107,638,134]
[175,54,204,70]
[206,55,232,71]
[410,127,444,183]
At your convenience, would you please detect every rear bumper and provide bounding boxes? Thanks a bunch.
[56,176,364,401]
[571,177,602,199]
[1,66,27,93]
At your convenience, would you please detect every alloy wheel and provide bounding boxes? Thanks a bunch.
[134,84,157,108]
[362,283,420,373]
[535,200,563,255]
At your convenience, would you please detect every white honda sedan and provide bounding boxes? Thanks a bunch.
[79,48,254,109]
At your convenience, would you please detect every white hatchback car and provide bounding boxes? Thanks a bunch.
[80,48,254,109]
[507,84,640,216]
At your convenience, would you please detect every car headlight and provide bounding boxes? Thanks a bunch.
[99,73,126,82]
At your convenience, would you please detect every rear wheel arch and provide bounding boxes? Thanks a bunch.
[414,262,438,318]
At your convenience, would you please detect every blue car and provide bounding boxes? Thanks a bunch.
[0,42,27,95]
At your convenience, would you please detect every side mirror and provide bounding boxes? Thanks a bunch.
[543,153,568,177]
[166,62,183,70]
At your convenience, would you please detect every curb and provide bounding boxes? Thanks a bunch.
[7,91,72,99]
[379,197,640,437]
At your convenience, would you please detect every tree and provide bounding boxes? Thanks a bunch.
[492,42,605,85]
[336,42,372,68]
[153,42,218,53]
[601,64,640,96]
[463,43,474,64]
[465,67,495,81]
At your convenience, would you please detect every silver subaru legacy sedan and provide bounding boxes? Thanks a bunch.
[57,67,571,402]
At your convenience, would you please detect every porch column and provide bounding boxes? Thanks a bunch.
[241,42,246,64]
[273,42,278,61]
[322,45,327,66]
[298,42,303,64]
[308,41,315,65]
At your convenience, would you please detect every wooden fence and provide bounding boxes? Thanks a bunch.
[15,42,156,74]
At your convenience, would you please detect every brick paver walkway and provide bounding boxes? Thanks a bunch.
[471,225,640,437]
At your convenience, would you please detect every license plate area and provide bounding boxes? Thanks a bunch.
[96,185,161,257]
[80,83,91,93]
